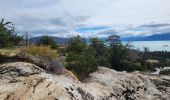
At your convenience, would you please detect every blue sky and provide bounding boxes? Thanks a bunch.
[0,0,170,38]
[75,26,111,33]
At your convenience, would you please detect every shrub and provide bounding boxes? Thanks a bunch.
[18,45,67,74]
[66,36,98,80]
[66,47,98,80]
[122,60,143,72]
[159,69,170,75]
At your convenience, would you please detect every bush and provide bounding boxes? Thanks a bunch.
[159,69,170,75]
[18,45,67,74]
[66,47,98,80]
[122,60,143,72]
[66,36,98,80]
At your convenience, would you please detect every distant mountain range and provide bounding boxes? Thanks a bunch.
[30,33,170,44]
[30,37,70,45]
[121,33,170,41]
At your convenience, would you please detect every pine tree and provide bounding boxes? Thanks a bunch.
[0,19,23,48]
[38,35,58,49]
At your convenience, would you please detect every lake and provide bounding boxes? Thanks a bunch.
[123,41,170,51]
[153,67,170,74]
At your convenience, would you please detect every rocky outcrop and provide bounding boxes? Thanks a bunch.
[160,69,170,75]
[0,62,170,100]
[0,62,78,100]
[85,68,170,100]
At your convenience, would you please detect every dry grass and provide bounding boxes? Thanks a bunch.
[17,45,66,74]
[24,44,59,59]
[0,48,20,57]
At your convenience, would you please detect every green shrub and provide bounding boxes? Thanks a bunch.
[122,60,143,72]
[66,47,98,80]
[66,36,98,80]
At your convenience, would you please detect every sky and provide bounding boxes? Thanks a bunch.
[0,0,170,38]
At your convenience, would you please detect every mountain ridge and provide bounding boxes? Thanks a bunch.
[29,33,170,45]
[121,33,170,41]
[30,36,70,44]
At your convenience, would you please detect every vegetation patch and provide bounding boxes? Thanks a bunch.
[18,45,66,74]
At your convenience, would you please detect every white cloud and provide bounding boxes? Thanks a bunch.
[0,0,170,37]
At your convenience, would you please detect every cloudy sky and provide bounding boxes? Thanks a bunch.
[0,0,170,38]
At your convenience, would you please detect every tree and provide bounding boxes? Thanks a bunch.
[23,32,31,46]
[67,35,86,53]
[20,32,32,46]
[107,35,121,48]
[0,19,23,48]
[107,35,131,71]
[90,38,109,67]
[38,35,58,49]
[66,36,98,80]
[107,35,122,70]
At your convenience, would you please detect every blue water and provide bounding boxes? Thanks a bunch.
[154,67,170,74]
[123,41,170,51]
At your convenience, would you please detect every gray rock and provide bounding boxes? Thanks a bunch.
[0,62,169,100]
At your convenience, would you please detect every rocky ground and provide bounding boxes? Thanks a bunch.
[0,62,170,100]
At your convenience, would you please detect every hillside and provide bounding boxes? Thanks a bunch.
[30,33,170,46]
[0,62,169,100]
[30,37,70,45]
[121,33,170,41]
